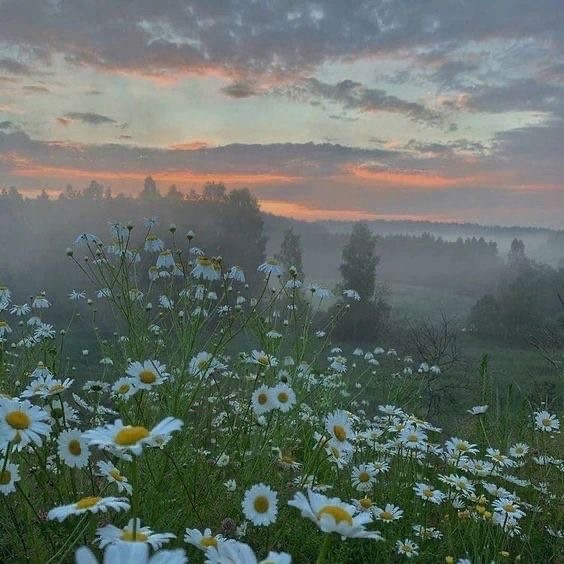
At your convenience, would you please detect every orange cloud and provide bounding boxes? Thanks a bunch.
[168,141,211,150]
[3,154,297,186]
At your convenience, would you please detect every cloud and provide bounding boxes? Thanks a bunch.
[22,84,50,93]
[221,81,260,98]
[0,57,31,75]
[283,78,443,125]
[62,112,117,125]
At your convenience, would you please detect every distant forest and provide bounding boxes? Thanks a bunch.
[1,178,563,345]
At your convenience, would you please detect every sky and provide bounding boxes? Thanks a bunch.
[0,1,563,227]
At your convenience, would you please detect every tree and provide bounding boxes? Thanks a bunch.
[277,228,303,277]
[139,176,161,200]
[202,181,227,202]
[339,222,379,300]
[83,180,104,200]
[332,222,389,342]
[166,184,184,200]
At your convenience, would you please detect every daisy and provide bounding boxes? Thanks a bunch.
[96,518,175,549]
[111,377,139,400]
[0,462,20,495]
[0,398,52,450]
[126,360,168,390]
[288,489,382,540]
[271,383,296,412]
[228,266,245,283]
[83,417,183,456]
[32,294,51,309]
[75,232,101,246]
[509,443,529,458]
[486,448,515,468]
[343,289,361,300]
[58,428,90,468]
[492,498,526,520]
[96,461,133,494]
[156,249,175,269]
[188,352,226,379]
[258,259,283,277]
[249,350,278,368]
[184,527,224,551]
[191,256,220,281]
[251,386,275,415]
[445,437,479,457]
[144,235,165,252]
[351,464,377,492]
[467,405,489,415]
[205,540,290,564]
[48,496,129,521]
[374,504,403,523]
[534,410,560,432]
[413,483,446,505]
[76,543,188,564]
[325,410,355,450]
[396,539,419,558]
[10,303,31,316]
[242,483,278,526]
[0,320,11,337]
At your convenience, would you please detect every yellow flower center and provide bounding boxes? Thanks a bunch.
[358,471,370,483]
[201,537,217,548]
[359,497,373,509]
[139,370,156,384]
[318,505,353,526]
[0,470,11,485]
[198,360,209,371]
[109,468,124,482]
[457,443,469,451]
[121,530,149,542]
[542,418,551,427]
[407,434,418,442]
[118,384,130,394]
[277,392,289,403]
[6,410,30,430]
[68,439,82,456]
[380,510,393,521]
[281,455,295,465]
[253,495,270,513]
[333,424,347,442]
[49,384,66,394]
[198,257,212,266]
[114,426,150,446]
[257,393,268,405]
[423,489,434,498]
[258,356,269,366]
[503,504,516,513]
[75,496,102,509]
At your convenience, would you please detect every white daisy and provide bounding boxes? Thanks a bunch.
[288,489,382,540]
[242,483,278,527]
[257,259,283,277]
[111,377,139,400]
[58,428,90,468]
[534,410,560,432]
[0,462,20,495]
[271,383,296,412]
[0,398,52,450]
[251,386,275,415]
[373,504,403,523]
[325,409,355,450]
[396,539,418,558]
[96,518,175,549]
[351,464,377,492]
[184,527,224,551]
[48,496,129,522]
[126,360,168,390]
[83,417,183,456]
[96,461,133,494]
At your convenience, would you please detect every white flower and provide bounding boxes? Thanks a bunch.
[76,542,187,564]
[0,320,12,337]
[111,377,139,400]
[249,350,278,368]
[534,410,560,432]
[144,235,165,252]
[509,443,529,458]
[32,295,51,309]
[413,483,446,505]
[126,360,168,390]
[251,386,275,415]
[58,428,90,468]
[242,483,278,526]
[396,539,418,558]
[467,405,488,415]
[271,383,296,412]
[205,539,290,564]
[156,249,175,269]
[325,409,355,450]
[343,289,360,300]
[492,498,526,520]
[184,527,224,552]
[224,479,237,492]
[0,398,52,450]
[228,266,246,283]
[288,489,382,540]
[351,464,377,492]
[83,417,183,456]
[373,503,403,523]
[191,256,220,281]
[48,496,129,521]
[96,518,175,549]
[188,352,226,379]
[0,462,20,495]
[96,461,132,494]
[258,259,283,277]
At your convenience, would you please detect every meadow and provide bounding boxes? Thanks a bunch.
[0,220,562,563]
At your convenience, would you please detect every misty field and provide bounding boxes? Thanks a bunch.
[0,217,562,564]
